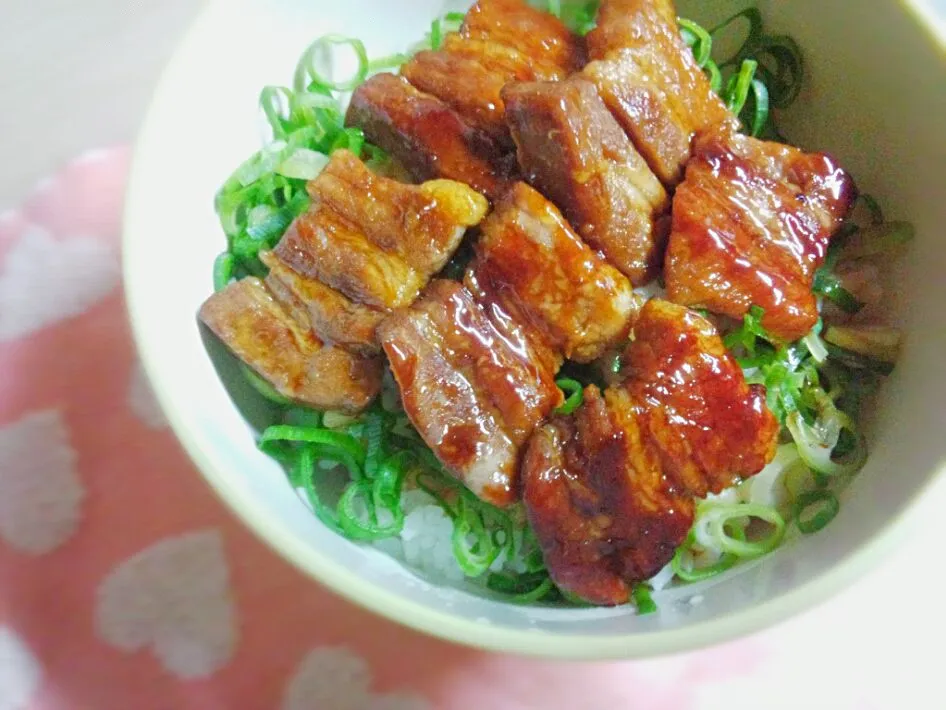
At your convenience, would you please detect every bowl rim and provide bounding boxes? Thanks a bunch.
[122,0,946,660]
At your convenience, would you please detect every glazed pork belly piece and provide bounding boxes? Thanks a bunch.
[503,77,670,285]
[460,0,586,75]
[583,0,736,187]
[522,299,778,604]
[465,182,640,369]
[378,280,561,507]
[402,0,581,148]
[199,278,383,413]
[261,251,386,356]
[665,126,857,341]
[346,73,514,200]
[620,299,779,498]
[522,385,695,606]
[272,149,488,312]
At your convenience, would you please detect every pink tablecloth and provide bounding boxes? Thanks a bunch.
[0,148,910,709]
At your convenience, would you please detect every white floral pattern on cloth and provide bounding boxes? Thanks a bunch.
[0,627,41,710]
[283,647,431,710]
[0,225,119,342]
[0,409,84,555]
[95,530,238,680]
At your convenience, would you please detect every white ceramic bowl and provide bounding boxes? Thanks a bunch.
[124,0,946,658]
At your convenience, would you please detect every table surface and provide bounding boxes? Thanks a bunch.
[1,2,945,708]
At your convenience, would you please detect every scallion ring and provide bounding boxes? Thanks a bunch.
[554,378,584,415]
[212,252,235,292]
[793,489,840,534]
[293,35,369,93]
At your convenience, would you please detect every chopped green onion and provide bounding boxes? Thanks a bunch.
[746,77,770,137]
[451,497,502,576]
[786,401,867,478]
[363,413,385,478]
[487,571,556,604]
[212,252,235,292]
[337,479,404,540]
[671,536,739,582]
[293,35,369,93]
[259,85,293,139]
[632,584,657,615]
[293,445,346,534]
[679,18,713,68]
[813,268,864,314]
[554,378,584,415]
[793,489,840,534]
[724,59,758,116]
[241,365,294,406]
[366,52,411,73]
[696,502,786,558]
[752,34,804,109]
[259,424,366,472]
[710,7,764,67]
[704,59,723,94]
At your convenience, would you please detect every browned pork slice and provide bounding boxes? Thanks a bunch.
[346,73,515,200]
[522,298,779,604]
[401,0,578,148]
[461,0,586,74]
[309,149,489,276]
[465,182,640,368]
[261,251,386,355]
[522,385,694,606]
[665,127,857,341]
[583,0,736,187]
[621,299,779,498]
[379,280,561,507]
[273,149,488,312]
[503,78,670,284]
[199,278,382,413]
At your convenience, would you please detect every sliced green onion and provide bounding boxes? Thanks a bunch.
[241,365,294,406]
[812,268,864,314]
[802,326,829,365]
[487,572,556,604]
[679,18,713,68]
[213,252,235,292]
[632,584,657,615]
[293,35,369,93]
[671,542,738,583]
[752,34,804,108]
[366,52,411,73]
[363,413,385,478]
[259,85,293,139]
[724,59,758,116]
[259,425,366,471]
[710,7,764,67]
[746,77,770,137]
[704,59,723,94]
[277,148,330,180]
[546,0,563,18]
[554,378,584,415]
[293,445,345,534]
[451,497,501,576]
[793,489,840,534]
[337,480,404,540]
[786,405,867,478]
[698,502,786,558]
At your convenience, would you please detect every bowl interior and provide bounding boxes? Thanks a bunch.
[124,0,946,658]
